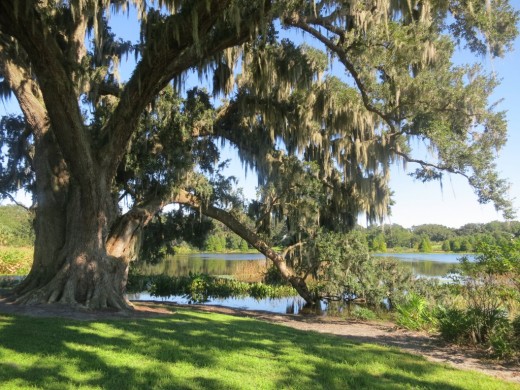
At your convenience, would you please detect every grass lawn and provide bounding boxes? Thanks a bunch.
[0,308,517,390]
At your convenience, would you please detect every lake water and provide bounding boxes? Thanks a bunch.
[135,252,466,279]
[129,252,467,314]
[134,253,269,282]
[373,252,467,278]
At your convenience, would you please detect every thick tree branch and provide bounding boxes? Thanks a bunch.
[392,149,470,179]
[107,196,167,259]
[171,189,316,303]
[99,1,267,179]
[0,1,97,194]
[0,39,48,139]
[93,81,123,99]
[67,13,88,67]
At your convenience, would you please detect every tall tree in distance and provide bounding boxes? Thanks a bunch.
[0,0,517,309]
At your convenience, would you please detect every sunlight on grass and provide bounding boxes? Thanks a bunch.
[0,309,518,389]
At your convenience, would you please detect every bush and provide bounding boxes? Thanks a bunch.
[511,315,520,355]
[313,230,412,309]
[418,237,432,253]
[488,320,515,359]
[205,234,226,252]
[513,315,520,343]
[436,307,470,343]
[450,239,461,252]
[263,265,288,285]
[396,293,437,331]
[432,240,520,359]
[351,306,377,321]
[436,306,510,347]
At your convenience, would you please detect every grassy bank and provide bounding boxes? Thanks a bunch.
[0,308,517,389]
[0,246,33,275]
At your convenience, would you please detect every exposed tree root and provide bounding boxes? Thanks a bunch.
[14,253,134,311]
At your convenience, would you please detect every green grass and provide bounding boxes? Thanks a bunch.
[0,308,517,389]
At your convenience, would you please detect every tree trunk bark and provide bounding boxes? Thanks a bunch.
[15,165,164,310]
[14,180,130,309]
[15,132,68,293]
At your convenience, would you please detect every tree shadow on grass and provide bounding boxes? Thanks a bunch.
[0,310,509,389]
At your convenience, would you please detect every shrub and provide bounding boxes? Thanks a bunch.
[418,236,432,253]
[370,233,387,252]
[450,239,461,252]
[239,239,249,252]
[263,265,288,285]
[351,306,377,321]
[436,307,470,343]
[436,306,510,347]
[396,293,437,331]
[313,230,412,309]
[460,239,473,252]
[488,320,515,359]
[511,315,520,354]
[513,315,520,343]
[436,239,520,357]
[205,234,226,252]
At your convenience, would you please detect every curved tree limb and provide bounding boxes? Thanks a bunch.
[171,189,316,304]
[391,149,470,180]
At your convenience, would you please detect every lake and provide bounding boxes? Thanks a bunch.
[133,253,269,282]
[129,252,467,314]
[373,252,467,278]
[134,252,467,279]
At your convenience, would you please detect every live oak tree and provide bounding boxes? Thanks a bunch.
[0,0,517,309]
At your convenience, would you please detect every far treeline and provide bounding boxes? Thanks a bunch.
[173,217,520,254]
[2,204,518,255]
[140,205,520,255]
[361,221,520,253]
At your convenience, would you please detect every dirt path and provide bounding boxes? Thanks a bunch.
[0,294,518,384]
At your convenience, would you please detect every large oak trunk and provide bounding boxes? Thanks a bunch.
[15,175,138,310]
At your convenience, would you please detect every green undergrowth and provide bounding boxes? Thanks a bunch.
[0,308,517,389]
[128,272,297,302]
[0,246,33,276]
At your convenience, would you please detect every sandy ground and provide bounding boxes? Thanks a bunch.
[0,294,518,384]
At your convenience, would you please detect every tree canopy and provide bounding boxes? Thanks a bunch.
[0,0,518,309]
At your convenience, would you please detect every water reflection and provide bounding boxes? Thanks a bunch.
[128,292,310,314]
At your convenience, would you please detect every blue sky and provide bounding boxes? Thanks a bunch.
[1,2,519,228]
